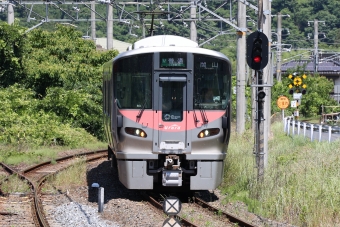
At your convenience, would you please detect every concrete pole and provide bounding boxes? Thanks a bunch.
[255,0,264,181]
[91,1,96,40]
[276,12,282,81]
[7,4,14,25]
[263,0,271,168]
[314,19,319,74]
[236,0,247,134]
[190,1,197,42]
[107,4,113,50]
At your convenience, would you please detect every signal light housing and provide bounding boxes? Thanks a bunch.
[257,90,266,101]
[246,31,269,70]
[289,89,294,95]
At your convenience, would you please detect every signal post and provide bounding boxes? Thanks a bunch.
[246,31,269,181]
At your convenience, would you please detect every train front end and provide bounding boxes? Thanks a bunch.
[103,35,232,190]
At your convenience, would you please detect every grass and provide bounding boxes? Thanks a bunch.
[0,141,107,165]
[43,157,87,193]
[221,121,340,226]
[1,174,31,194]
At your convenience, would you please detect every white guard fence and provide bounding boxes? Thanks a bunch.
[284,117,340,143]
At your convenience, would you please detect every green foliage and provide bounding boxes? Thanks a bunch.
[0,23,118,148]
[0,22,27,87]
[0,85,98,148]
[21,25,118,140]
[272,70,337,117]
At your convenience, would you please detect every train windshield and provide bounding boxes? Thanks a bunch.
[113,54,153,109]
[161,81,184,121]
[193,54,230,110]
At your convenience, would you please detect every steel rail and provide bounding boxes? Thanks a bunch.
[193,196,256,227]
[0,162,40,226]
[144,193,197,227]
[33,149,107,227]
[21,149,107,174]
[1,149,107,227]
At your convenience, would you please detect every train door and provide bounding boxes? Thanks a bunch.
[153,74,192,153]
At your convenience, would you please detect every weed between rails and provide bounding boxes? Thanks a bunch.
[43,157,87,193]
[1,174,31,194]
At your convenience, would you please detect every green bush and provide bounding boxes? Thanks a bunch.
[0,85,97,148]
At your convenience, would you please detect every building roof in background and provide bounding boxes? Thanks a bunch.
[280,60,340,75]
[95,38,131,53]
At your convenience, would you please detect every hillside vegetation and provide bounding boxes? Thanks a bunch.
[0,22,118,151]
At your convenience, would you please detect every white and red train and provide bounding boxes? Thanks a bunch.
[103,35,232,190]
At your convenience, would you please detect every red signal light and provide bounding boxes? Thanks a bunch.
[253,56,261,63]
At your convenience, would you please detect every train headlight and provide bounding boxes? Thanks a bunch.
[197,128,220,138]
[125,127,147,138]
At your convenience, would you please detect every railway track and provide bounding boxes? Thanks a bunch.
[0,149,107,227]
[143,192,256,227]
[2,149,261,226]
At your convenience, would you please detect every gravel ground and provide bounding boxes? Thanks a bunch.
[46,159,166,227]
[52,202,119,227]
[4,148,297,227]
[43,157,296,227]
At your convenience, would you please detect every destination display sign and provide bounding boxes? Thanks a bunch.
[160,53,186,68]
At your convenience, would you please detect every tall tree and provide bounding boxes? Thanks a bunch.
[0,22,27,87]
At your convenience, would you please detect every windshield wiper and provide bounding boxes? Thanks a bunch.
[136,98,147,123]
[194,95,208,125]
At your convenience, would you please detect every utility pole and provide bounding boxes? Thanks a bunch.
[7,4,14,25]
[314,19,319,74]
[256,0,265,181]
[190,1,197,42]
[91,1,96,40]
[276,12,282,81]
[107,4,113,50]
[236,0,247,134]
[307,19,325,74]
[262,0,271,168]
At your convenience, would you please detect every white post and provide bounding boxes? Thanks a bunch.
[98,187,104,213]
[297,121,300,135]
[303,122,306,138]
[319,125,322,142]
[292,120,295,135]
[329,126,332,143]
[310,124,314,141]
[284,117,287,132]
[287,119,291,135]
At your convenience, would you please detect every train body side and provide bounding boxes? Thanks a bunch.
[103,35,232,190]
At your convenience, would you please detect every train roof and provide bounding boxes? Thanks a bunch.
[110,35,230,63]
[132,35,198,49]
